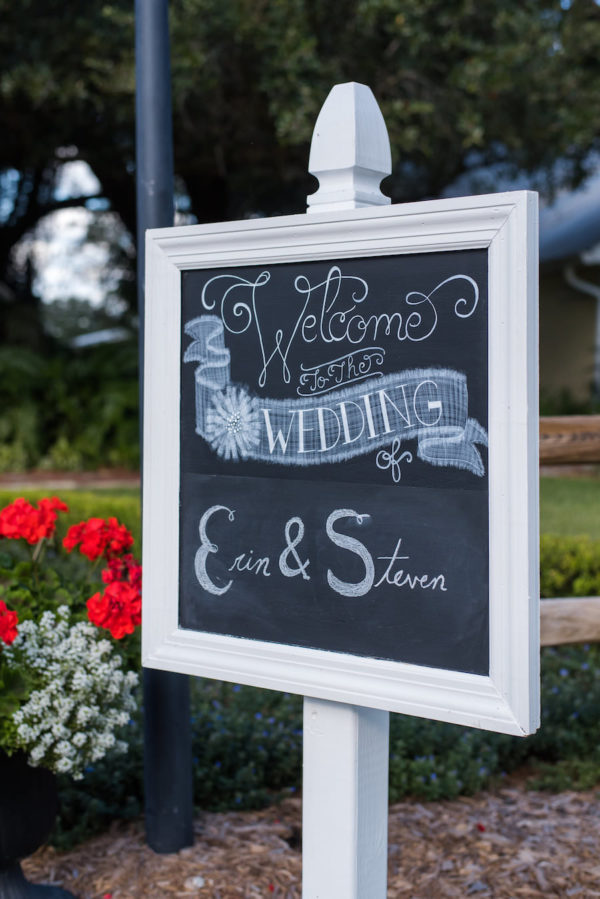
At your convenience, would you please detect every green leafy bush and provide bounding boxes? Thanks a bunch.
[0,343,139,472]
[387,641,600,802]
[388,717,515,803]
[541,535,600,597]
[52,709,144,849]
[189,679,302,811]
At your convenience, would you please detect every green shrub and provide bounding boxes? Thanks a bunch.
[0,343,139,472]
[189,679,302,811]
[527,754,600,791]
[529,643,600,761]
[388,716,513,802]
[541,535,600,597]
[388,641,600,801]
[39,436,84,472]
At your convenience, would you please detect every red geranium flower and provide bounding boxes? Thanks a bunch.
[0,600,18,645]
[101,554,142,592]
[64,517,134,561]
[87,581,141,640]
[0,497,68,544]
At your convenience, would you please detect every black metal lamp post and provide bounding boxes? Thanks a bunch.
[135,0,193,853]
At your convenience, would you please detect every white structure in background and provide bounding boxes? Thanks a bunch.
[539,177,600,398]
[33,208,111,305]
[30,162,110,306]
[70,327,131,348]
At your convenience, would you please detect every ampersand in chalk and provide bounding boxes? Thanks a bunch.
[279,516,311,580]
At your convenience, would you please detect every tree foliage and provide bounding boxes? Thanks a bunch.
[2,0,600,344]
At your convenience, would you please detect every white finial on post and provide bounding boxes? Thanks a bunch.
[307,82,392,213]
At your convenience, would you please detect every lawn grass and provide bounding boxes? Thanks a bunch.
[540,476,600,539]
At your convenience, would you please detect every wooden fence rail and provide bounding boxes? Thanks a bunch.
[540,415,600,464]
[537,416,600,646]
[541,598,600,646]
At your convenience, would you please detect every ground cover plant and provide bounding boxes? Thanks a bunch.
[4,480,600,846]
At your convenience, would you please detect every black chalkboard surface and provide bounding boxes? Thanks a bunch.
[179,249,489,675]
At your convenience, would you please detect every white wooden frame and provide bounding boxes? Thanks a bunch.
[142,190,539,736]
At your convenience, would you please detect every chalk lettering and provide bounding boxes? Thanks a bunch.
[195,505,236,596]
[198,268,479,387]
[193,505,448,597]
[375,539,447,591]
[228,550,272,577]
[326,509,374,597]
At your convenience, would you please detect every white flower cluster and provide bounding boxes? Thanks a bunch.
[4,606,138,780]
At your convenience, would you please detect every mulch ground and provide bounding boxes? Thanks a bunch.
[22,786,600,898]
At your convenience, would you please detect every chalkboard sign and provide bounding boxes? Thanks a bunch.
[179,250,489,674]
[143,194,539,735]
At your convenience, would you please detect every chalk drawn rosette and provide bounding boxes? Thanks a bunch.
[205,386,260,461]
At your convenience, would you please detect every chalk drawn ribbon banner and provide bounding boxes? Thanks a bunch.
[184,315,488,475]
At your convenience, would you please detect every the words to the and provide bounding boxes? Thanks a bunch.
[194,505,448,599]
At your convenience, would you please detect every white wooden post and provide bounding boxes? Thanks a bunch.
[302,82,392,899]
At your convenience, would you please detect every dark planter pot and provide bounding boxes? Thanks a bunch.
[0,751,77,898]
